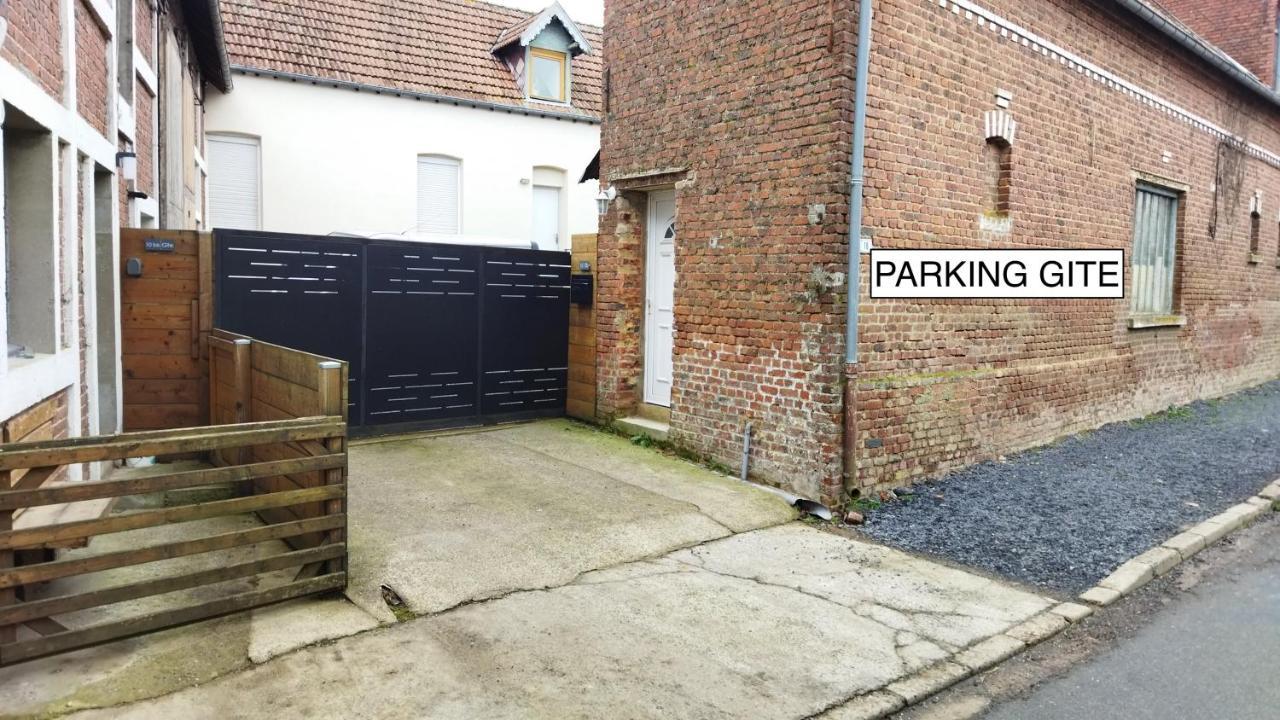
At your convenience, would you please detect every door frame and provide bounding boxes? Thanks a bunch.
[644,189,676,407]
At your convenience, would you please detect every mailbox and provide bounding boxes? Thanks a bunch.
[571,274,594,306]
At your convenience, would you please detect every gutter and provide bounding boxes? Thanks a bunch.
[845,0,873,365]
[840,0,874,498]
[231,66,602,125]
[1113,0,1280,110]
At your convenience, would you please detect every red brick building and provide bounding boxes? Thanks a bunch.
[1161,0,1279,88]
[0,1,228,464]
[597,0,1280,506]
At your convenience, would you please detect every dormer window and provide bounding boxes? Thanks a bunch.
[530,48,568,102]
[492,2,593,108]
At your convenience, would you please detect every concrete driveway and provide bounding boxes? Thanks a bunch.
[343,419,797,621]
[4,420,1059,719]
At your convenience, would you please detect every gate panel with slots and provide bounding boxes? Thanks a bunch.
[215,230,571,432]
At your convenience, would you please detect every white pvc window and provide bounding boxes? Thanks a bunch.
[207,134,261,230]
[416,155,461,234]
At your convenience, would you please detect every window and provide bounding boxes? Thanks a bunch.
[1130,183,1180,318]
[529,48,567,102]
[3,111,59,360]
[1249,209,1261,260]
[207,134,261,230]
[417,155,461,234]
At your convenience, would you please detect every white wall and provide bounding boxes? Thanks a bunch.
[205,75,600,245]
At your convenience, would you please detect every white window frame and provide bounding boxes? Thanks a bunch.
[416,155,462,235]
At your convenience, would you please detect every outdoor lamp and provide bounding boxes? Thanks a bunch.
[116,151,138,182]
[596,186,617,216]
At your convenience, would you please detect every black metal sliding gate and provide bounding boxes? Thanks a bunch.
[214,229,571,432]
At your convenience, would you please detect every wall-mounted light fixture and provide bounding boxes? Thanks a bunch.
[116,151,138,182]
[596,186,617,216]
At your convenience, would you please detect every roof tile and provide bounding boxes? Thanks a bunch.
[220,0,602,119]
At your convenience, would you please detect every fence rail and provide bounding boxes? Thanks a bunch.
[0,416,347,667]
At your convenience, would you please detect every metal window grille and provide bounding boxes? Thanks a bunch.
[1131,184,1179,316]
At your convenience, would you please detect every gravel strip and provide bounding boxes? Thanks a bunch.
[860,380,1280,595]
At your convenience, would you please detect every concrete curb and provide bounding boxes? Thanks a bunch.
[820,479,1280,719]
[1078,484,1278,609]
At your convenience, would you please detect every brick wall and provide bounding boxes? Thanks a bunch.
[602,0,1280,506]
[851,0,1280,494]
[1161,0,1277,86]
[75,0,110,137]
[136,0,155,66]
[1,0,64,97]
[137,84,156,195]
[598,0,857,502]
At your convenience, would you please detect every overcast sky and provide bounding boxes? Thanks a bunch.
[492,0,604,26]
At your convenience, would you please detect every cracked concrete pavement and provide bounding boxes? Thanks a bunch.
[64,524,1052,720]
[1,421,1055,719]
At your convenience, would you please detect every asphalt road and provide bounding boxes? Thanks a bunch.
[980,520,1280,720]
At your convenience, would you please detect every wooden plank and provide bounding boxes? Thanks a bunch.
[121,278,200,302]
[0,455,345,511]
[569,325,596,346]
[0,515,345,590]
[2,396,61,443]
[122,405,203,433]
[11,467,57,493]
[121,228,201,256]
[567,398,597,421]
[0,470,12,645]
[123,379,201,405]
[0,574,346,666]
[23,617,68,636]
[568,344,596,366]
[251,370,320,418]
[0,485,346,550]
[119,253,198,279]
[120,328,189,355]
[317,364,347,571]
[251,344,326,391]
[0,544,345,627]
[567,363,596,385]
[13,498,116,549]
[123,354,202,380]
[0,419,345,470]
[1,417,336,453]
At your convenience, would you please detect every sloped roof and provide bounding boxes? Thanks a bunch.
[491,1,594,55]
[219,0,602,119]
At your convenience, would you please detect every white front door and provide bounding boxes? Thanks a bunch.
[532,185,560,250]
[645,190,677,407]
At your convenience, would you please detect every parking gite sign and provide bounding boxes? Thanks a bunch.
[869,249,1125,299]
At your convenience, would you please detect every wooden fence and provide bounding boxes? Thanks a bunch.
[0,417,348,666]
[568,233,598,421]
[209,330,348,548]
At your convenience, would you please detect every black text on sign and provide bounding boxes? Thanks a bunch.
[869,249,1125,299]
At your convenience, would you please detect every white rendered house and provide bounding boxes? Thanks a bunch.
[206,0,601,250]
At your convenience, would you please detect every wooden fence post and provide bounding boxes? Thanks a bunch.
[317,361,347,580]
[232,339,252,467]
[0,469,13,647]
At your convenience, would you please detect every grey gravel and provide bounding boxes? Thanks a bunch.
[860,380,1280,594]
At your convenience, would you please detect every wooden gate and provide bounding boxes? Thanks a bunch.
[0,418,347,666]
[120,229,213,431]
